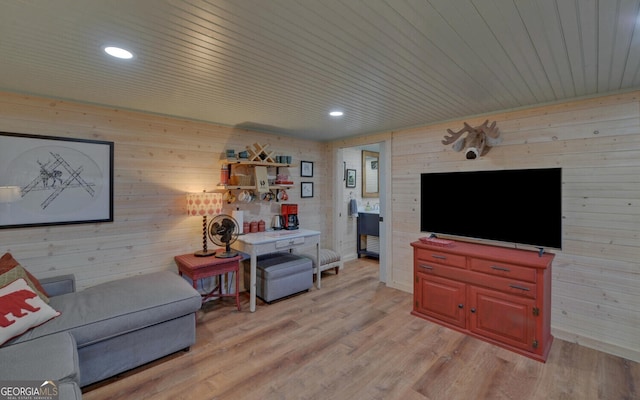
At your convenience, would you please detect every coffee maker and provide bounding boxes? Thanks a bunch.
[281,204,299,230]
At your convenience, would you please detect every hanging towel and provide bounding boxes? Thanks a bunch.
[349,199,359,217]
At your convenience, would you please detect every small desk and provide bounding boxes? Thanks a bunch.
[232,229,320,312]
[174,251,243,311]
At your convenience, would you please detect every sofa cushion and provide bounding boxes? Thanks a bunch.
[0,264,50,303]
[0,331,79,383]
[39,274,76,297]
[0,279,60,345]
[0,253,49,301]
[10,271,201,347]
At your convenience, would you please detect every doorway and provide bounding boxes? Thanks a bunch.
[332,141,389,284]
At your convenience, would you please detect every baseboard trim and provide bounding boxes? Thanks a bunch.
[552,327,640,363]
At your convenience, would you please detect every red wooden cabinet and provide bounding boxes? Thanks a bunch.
[468,285,536,352]
[415,273,466,328]
[411,240,554,362]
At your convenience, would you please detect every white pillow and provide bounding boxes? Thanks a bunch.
[0,278,60,345]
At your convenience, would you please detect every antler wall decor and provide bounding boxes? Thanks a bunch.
[442,120,502,159]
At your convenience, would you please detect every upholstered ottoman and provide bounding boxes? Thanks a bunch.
[243,252,313,303]
[307,248,342,276]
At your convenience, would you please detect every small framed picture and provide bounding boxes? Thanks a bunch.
[346,169,356,188]
[300,161,313,177]
[301,182,314,198]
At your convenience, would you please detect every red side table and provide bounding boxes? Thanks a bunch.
[174,251,243,311]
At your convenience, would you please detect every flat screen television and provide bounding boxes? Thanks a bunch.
[420,168,562,249]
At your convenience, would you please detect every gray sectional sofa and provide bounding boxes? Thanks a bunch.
[0,270,201,399]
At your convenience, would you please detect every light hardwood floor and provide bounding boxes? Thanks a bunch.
[84,258,639,400]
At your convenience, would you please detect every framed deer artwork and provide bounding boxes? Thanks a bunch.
[0,132,114,229]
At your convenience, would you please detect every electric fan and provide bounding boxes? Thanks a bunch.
[207,214,239,258]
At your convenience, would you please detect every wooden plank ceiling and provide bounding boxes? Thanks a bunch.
[1,0,639,141]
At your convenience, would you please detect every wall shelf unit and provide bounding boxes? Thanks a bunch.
[218,160,296,201]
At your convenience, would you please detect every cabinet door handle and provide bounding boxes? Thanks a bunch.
[432,255,446,260]
[491,265,511,272]
[509,284,531,291]
[470,308,476,313]
[458,304,464,309]
[419,264,433,270]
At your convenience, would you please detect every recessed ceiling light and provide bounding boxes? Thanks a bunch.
[329,111,344,117]
[104,46,134,59]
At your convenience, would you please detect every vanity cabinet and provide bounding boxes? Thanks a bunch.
[357,212,379,258]
[411,240,554,362]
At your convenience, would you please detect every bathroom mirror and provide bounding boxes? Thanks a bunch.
[362,150,379,198]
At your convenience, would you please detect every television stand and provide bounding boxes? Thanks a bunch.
[411,239,554,362]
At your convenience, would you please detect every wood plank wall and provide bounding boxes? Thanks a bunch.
[0,92,329,289]
[332,92,639,362]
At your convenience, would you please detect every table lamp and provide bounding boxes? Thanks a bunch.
[186,191,223,257]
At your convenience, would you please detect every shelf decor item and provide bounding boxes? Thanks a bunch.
[254,166,269,193]
[0,132,114,229]
[300,161,313,177]
[246,142,275,162]
[186,191,223,257]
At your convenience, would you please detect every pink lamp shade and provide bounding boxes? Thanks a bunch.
[186,192,223,257]
[186,192,223,217]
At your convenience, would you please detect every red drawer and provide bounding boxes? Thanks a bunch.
[416,248,466,269]
[470,258,536,283]
[470,272,537,299]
